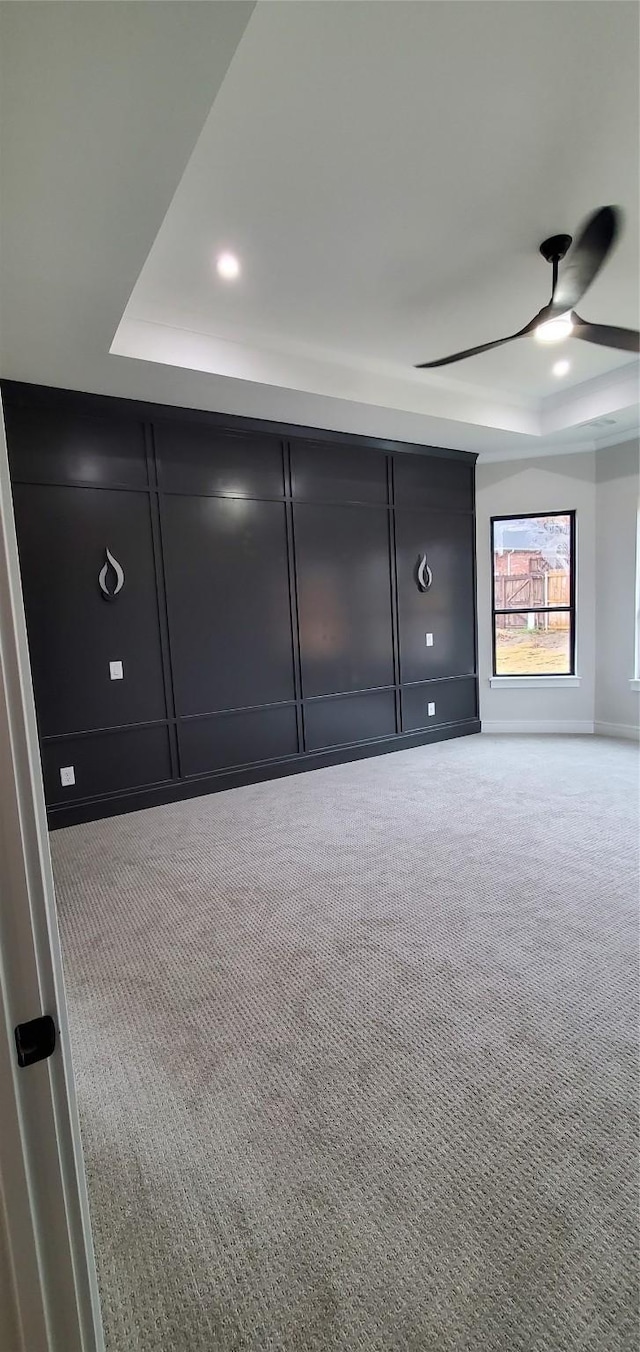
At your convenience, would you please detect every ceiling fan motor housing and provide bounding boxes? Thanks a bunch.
[539,233,573,264]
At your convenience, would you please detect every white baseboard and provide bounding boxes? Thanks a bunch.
[594,721,640,742]
[481,720,595,735]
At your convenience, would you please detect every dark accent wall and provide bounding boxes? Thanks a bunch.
[3,381,480,827]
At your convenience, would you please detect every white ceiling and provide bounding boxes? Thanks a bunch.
[1,1,639,460]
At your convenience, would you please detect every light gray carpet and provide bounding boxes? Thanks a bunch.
[51,735,639,1352]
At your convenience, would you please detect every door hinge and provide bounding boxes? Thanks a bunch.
[14,1014,57,1068]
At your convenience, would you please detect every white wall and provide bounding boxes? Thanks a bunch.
[476,451,596,733]
[595,439,640,738]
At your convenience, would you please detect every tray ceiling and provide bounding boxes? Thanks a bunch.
[1,1,638,459]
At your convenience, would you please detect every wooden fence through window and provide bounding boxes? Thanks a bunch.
[494,570,569,629]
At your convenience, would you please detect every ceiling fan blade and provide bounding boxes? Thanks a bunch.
[550,206,619,315]
[415,316,538,369]
[572,314,639,353]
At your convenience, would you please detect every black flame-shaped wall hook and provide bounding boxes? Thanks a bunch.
[98,547,125,601]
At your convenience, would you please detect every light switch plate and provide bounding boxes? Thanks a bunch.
[427,702,436,717]
[425,632,434,647]
[60,766,75,787]
[109,660,124,681]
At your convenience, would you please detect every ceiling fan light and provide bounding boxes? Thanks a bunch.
[216,251,240,280]
[535,312,574,344]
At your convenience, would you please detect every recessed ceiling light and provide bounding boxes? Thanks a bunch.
[553,360,570,377]
[216,251,240,280]
[534,311,574,344]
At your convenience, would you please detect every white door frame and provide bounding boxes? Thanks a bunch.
[0,392,104,1351]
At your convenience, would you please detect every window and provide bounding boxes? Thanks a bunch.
[491,512,575,676]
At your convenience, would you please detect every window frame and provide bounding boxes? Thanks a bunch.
[490,509,576,678]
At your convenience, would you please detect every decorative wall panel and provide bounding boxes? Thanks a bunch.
[394,452,474,512]
[3,380,479,826]
[179,705,299,778]
[401,677,478,733]
[42,725,172,806]
[12,482,166,737]
[291,439,387,505]
[395,509,476,684]
[155,421,284,499]
[4,401,148,489]
[162,494,295,716]
[294,502,394,698]
[304,689,397,752]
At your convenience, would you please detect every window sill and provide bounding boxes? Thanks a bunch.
[630,679,640,692]
[489,675,581,688]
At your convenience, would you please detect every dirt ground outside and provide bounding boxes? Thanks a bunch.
[494,627,570,675]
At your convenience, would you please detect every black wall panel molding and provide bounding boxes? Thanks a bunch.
[395,508,476,683]
[155,420,285,499]
[179,704,298,778]
[3,399,149,490]
[401,677,478,734]
[11,482,167,739]
[161,494,296,716]
[2,380,476,465]
[294,501,395,699]
[41,724,173,807]
[283,441,306,755]
[290,438,388,505]
[3,380,480,826]
[145,422,181,781]
[394,452,474,512]
[304,688,397,752]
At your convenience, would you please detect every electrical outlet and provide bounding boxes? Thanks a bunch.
[425,632,433,647]
[60,766,75,787]
[109,660,124,680]
[427,702,436,717]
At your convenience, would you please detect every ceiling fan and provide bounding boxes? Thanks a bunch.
[415,206,640,369]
